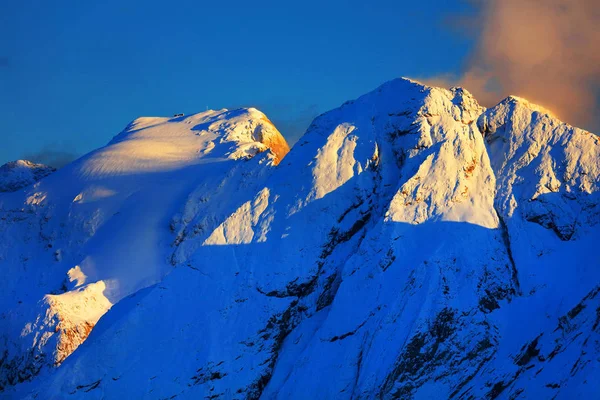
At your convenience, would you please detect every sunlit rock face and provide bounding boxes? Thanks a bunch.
[1,79,599,399]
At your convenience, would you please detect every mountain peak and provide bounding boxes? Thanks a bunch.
[0,159,55,192]
[84,107,289,178]
[496,94,558,119]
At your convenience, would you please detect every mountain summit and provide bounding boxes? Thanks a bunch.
[0,108,288,390]
[1,79,598,399]
[0,160,55,193]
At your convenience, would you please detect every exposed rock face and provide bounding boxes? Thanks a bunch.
[250,113,291,164]
[1,79,598,399]
[0,160,55,192]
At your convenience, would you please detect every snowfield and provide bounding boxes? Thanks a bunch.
[0,79,598,399]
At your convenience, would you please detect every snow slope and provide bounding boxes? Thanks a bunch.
[1,79,599,399]
[0,108,288,389]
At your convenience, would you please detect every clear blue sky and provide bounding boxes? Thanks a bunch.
[0,0,474,167]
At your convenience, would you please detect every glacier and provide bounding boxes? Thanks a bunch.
[0,78,598,399]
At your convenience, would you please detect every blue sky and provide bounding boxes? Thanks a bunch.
[0,0,474,166]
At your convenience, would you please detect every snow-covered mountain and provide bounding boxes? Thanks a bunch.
[0,160,55,193]
[0,108,288,390]
[1,79,598,399]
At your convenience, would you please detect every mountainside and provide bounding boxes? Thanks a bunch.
[0,160,55,193]
[1,79,599,399]
[0,108,288,390]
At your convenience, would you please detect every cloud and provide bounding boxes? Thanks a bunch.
[22,145,79,169]
[427,0,600,132]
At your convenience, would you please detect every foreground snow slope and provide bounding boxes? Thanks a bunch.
[0,108,288,389]
[2,79,599,399]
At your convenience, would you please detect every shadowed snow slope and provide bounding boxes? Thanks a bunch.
[2,79,599,400]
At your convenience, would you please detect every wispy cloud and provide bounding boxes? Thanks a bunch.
[426,0,600,132]
[21,145,79,169]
